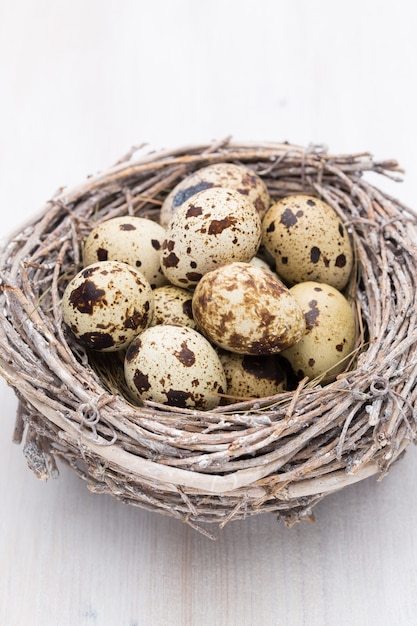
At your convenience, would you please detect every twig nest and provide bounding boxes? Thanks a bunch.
[1,139,417,537]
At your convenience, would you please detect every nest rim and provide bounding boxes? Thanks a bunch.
[1,138,417,535]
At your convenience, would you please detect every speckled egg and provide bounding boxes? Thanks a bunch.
[281,281,356,381]
[150,285,197,330]
[261,195,354,290]
[83,216,167,288]
[218,350,287,403]
[192,262,306,355]
[124,325,227,409]
[160,162,270,227]
[161,188,262,289]
[61,261,154,351]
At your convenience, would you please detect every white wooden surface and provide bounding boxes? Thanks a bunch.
[1,1,417,624]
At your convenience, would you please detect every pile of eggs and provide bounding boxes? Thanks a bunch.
[61,162,356,410]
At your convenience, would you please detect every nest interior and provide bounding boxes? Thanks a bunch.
[1,139,417,536]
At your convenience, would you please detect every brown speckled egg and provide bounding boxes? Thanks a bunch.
[61,261,154,351]
[218,350,287,403]
[192,262,306,354]
[261,195,353,290]
[160,162,270,227]
[150,285,197,330]
[281,281,356,381]
[161,188,262,289]
[83,216,167,288]
[124,325,227,409]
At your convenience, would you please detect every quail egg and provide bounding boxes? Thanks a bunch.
[83,216,167,288]
[261,194,354,290]
[281,281,356,381]
[218,350,287,403]
[160,162,270,227]
[192,261,306,354]
[249,255,274,272]
[161,188,262,289]
[124,324,227,409]
[150,285,197,330]
[61,261,154,351]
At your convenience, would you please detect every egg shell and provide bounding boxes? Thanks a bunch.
[61,261,154,352]
[218,349,287,403]
[161,188,262,289]
[124,325,227,409]
[192,261,306,355]
[160,162,270,227]
[281,281,356,381]
[150,285,197,330]
[249,255,274,272]
[261,194,354,290]
[83,216,167,288]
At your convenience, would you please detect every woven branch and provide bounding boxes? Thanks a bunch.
[1,139,417,534]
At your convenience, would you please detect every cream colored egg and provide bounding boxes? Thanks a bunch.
[261,195,353,290]
[281,281,356,381]
[124,325,227,409]
[61,261,154,351]
[160,162,270,227]
[150,285,197,330]
[161,188,262,289]
[249,255,274,272]
[83,216,167,288]
[218,350,287,403]
[192,262,306,354]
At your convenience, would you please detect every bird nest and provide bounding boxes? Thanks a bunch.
[1,139,417,538]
